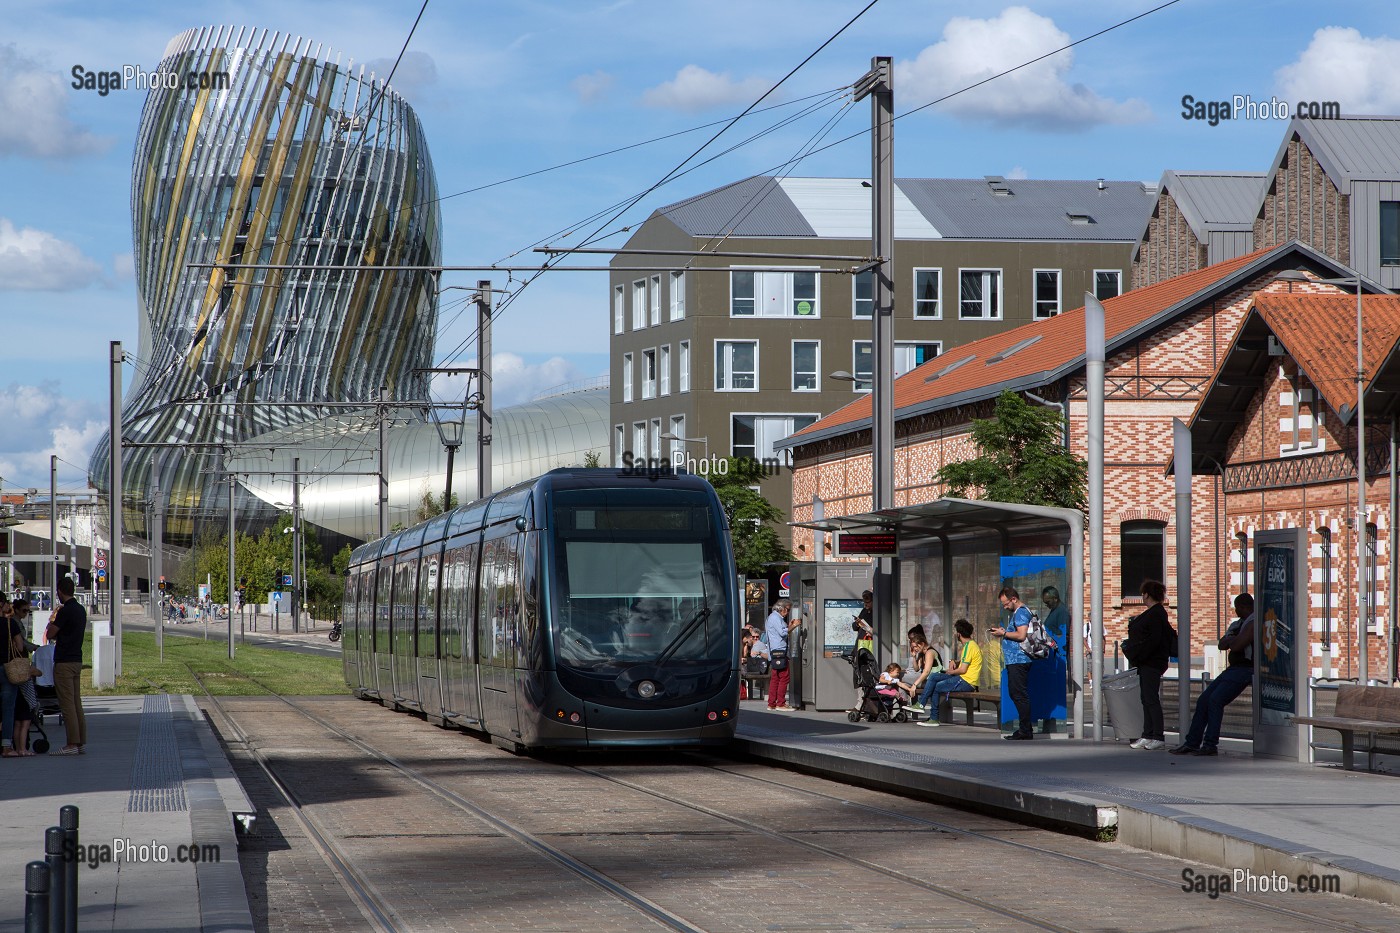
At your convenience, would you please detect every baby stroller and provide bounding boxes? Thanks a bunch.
[843,646,911,723]
[25,684,60,754]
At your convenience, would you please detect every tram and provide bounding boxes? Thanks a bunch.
[341,468,742,751]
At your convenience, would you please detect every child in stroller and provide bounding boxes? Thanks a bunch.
[844,647,913,723]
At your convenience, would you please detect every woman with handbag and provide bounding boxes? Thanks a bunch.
[9,601,40,755]
[3,597,40,758]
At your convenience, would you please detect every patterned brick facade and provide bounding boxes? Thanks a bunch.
[1254,134,1351,264]
[791,261,1394,681]
[1133,188,1207,287]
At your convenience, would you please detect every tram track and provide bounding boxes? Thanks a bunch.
[189,672,1399,932]
[587,755,1391,933]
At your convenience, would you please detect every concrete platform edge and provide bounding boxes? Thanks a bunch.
[733,734,1116,833]
[172,695,257,933]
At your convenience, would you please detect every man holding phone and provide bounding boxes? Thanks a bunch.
[992,586,1034,740]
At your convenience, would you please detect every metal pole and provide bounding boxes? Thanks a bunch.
[24,861,48,933]
[227,472,235,660]
[59,806,77,933]
[443,444,456,510]
[378,387,389,538]
[477,280,493,500]
[1086,295,1106,742]
[1173,418,1193,736]
[49,456,57,610]
[151,478,162,661]
[44,827,64,933]
[110,341,123,673]
[1356,280,1369,685]
[292,457,301,635]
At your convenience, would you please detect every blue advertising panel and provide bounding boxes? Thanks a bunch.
[999,555,1069,727]
[1257,545,1297,726]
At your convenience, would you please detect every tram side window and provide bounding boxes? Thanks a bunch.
[393,560,417,654]
[342,575,357,652]
[358,569,375,652]
[519,534,540,666]
[418,556,439,660]
[478,540,501,666]
[455,544,479,662]
[478,536,520,668]
[375,565,393,652]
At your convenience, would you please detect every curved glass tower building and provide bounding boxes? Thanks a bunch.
[89,25,441,543]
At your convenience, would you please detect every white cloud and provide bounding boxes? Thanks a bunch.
[641,64,770,113]
[896,6,1148,132]
[364,50,439,101]
[1006,165,1028,180]
[1276,27,1400,113]
[0,381,106,488]
[0,218,104,291]
[0,44,111,158]
[112,252,134,281]
[429,353,590,410]
[573,69,615,104]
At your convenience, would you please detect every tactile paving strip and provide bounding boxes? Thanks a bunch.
[128,694,188,812]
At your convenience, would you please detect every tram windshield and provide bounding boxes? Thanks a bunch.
[551,488,731,669]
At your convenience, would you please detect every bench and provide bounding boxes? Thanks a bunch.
[942,690,1002,727]
[1292,685,1400,771]
[740,671,768,701]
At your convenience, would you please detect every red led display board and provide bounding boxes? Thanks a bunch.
[833,530,898,558]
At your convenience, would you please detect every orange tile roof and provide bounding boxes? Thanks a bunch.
[792,245,1286,444]
[1252,293,1400,417]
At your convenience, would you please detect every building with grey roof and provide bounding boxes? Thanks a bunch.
[608,175,1155,543]
[1132,171,1264,286]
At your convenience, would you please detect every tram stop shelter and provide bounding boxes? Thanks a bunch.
[792,497,1099,739]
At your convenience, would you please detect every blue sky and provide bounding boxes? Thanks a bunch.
[2,0,1399,489]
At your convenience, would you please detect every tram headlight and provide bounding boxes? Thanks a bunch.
[636,680,658,699]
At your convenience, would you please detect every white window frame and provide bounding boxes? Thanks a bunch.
[659,344,671,396]
[1033,268,1061,319]
[730,267,821,318]
[1094,269,1122,301]
[714,339,758,392]
[668,271,686,320]
[668,415,686,459]
[642,348,657,400]
[649,418,662,460]
[621,352,633,403]
[678,340,690,392]
[792,339,820,392]
[614,424,624,467]
[912,267,942,319]
[852,269,872,318]
[649,274,661,326]
[613,285,624,334]
[632,279,646,330]
[893,341,941,376]
[730,412,821,463]
[851,340,872,393]
[958,268,1003,320]
[632,422,647,462]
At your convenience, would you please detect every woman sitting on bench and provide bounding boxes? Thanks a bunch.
[915,620,983,728]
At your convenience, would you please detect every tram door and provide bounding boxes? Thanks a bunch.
[478,533,522,739]
[341,575,359,687]
[391,557,420,708]
[373,563,393,697]
[440,544,482,726]
[416,553,442,716]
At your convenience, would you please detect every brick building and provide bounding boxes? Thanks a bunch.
[782,241,1394,680]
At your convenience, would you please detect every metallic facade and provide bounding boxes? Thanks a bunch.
[89,26,441,541]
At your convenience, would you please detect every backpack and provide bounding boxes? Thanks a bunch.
[1022,610,1057,660]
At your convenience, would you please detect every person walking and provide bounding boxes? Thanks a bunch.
[46,576,88,755]
[991,586,1034,740]
[1125,579,1172,751]
[1171,593,1256,756]
[765,598,800,711]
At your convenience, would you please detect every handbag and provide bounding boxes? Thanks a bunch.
[770,649,789,672]
[5,638,38,685]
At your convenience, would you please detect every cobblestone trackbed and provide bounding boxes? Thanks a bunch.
[203,695,1400,933]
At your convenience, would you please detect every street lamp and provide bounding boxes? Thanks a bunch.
[660,432,708,460]
[1277,269,1368,683]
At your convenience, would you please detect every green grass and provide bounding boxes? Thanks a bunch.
[77,631,350,697]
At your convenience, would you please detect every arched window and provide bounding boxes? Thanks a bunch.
[1121,521,1166,601]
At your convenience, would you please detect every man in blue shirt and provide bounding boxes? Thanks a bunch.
[765,598,799,711]
[992,586,1034,740]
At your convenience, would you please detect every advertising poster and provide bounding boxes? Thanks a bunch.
[1257,545,1296,725]
[999,555,1069,725]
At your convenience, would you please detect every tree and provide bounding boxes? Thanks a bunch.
[415,485,459,523]
[704,458,792,576]
[582,450,602,468]
[936,390,1087,511]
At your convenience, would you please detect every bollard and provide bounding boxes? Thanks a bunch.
[59,806,78,933]
[25,861,50,933]
[44,828,65,933]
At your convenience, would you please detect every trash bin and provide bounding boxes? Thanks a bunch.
[1102,667,1143,742]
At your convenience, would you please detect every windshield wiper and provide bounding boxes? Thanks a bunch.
[653,603,711,666]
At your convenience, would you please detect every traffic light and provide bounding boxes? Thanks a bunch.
[158,576,167,591]
[239,576,248,588]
